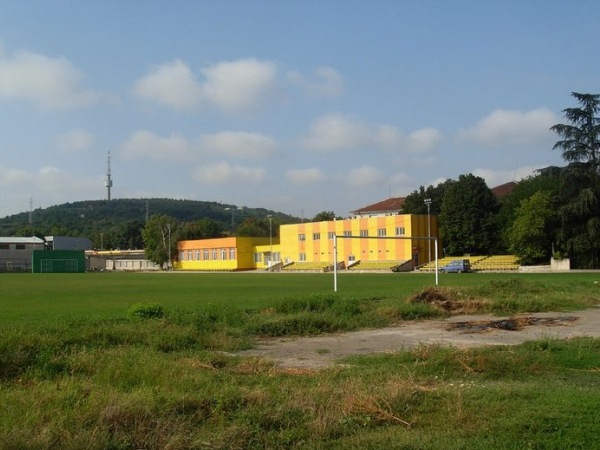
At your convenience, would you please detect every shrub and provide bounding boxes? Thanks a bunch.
[127,303,165,319]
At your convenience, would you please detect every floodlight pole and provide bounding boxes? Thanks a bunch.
[333,234,338,292]
[424,198,432,271]
[167,223,171,271]
[267,215,273,271]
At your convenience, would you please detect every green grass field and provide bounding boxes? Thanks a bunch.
[1,272,599,449]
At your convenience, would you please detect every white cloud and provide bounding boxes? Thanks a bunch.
[132,59,203,112]
[134,58,279,114]
[119,130,192,161]
[456,108,557,146]
[302,114,441,153]
[346,165,385,186]
[55,129,94,152]
[192,161,265,184]
[301,114,371,151]
[472,165,542,188]
[0,48,113,110]
[286,168,325,185]
[0,164,98,198]
[286,66,344,97]
[201,58,278,114]
[199,131,277,159]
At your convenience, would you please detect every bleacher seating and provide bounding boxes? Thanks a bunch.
[419,255,520,272]
[348,260,408,271]
[281,261,332,272]
[472,255,519,271]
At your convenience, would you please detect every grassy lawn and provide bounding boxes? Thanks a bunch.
[1,271,599,449]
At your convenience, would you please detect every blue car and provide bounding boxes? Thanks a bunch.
[440,259,472,273]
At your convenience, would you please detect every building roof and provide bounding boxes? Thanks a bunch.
[491,181,517,198]
[350,197,406,215]
[0,236,45,244]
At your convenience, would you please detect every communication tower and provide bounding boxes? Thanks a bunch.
[105,151,113,201]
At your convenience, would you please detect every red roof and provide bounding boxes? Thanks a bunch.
[351,197,406,215]
[491,181,517,198]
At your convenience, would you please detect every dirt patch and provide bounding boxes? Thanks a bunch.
[239,308,600,369]
[448,316,579,332]
[409,287,489,314]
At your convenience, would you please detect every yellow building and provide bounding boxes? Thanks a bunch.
[175,214,438,272]
[278,214,438,270]
[175,236,278,271]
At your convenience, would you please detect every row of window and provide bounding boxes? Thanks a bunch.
[299,227,405,241]
[179,248,236,261]
[0,244,28,250]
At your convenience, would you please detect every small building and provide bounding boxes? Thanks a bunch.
[0,237,46,272]
[175,237,277,271]
[45,236,92,251]
[350,197,406,218]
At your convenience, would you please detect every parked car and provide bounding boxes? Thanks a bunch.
[440,259,472,273]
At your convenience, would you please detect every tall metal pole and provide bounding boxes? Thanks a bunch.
[267,215,273,271]
[167,223,171,271]
[424,198,432,271]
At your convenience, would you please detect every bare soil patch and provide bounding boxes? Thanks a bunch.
[239,308,600,369]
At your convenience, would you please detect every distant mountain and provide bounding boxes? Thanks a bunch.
[0,198,300,247]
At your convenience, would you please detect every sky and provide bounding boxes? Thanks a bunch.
[0,1,598,219]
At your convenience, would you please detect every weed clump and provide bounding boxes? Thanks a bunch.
[409,287,489,315]
[128,303,165,319]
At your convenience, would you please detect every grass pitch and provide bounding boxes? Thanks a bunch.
[1,271,599,449]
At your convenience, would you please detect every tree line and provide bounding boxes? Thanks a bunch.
[402,92,600,268]
[3,93,597,268]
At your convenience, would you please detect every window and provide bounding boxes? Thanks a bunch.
[211,249,217,260]
[254,253,262,263]
[395,227,405,236]
[0,244,9,250]
[203,250,209,260]
[328,232,335,240]
[187,250,192,260]
[298,233,306,241]
[299,253,306,261]
[16,244,25,250]
[313,233,320,240]
[195,250,200,261]
[348,254,356,261]
[229,249,236,260]
[179,251,185,261]
[343,230,352,237]
[377,228,387,237]
[360,229,368,237]
[221,249,227,260]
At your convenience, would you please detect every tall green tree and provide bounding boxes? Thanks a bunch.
[508,191,555,265]
[142,214,178,268]
[178,218,225,241]
[551,92,600,267]
[497,168,562,251]
[312,211,337,222]
[403,180,455,214]
[439,174,500,255]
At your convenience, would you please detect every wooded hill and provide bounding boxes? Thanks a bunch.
[0,198,299,249]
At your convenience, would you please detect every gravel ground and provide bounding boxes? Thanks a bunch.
[239,308,600,369]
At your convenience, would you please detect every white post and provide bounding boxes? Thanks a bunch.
[434,238,439,286]
[333,234,338,292]
[267,215,273,271]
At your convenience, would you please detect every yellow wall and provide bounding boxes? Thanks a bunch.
[174,214,439,271]
[279,214,439,267]
[175,237,273,271]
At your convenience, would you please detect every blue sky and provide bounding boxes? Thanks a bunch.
[0,1,597,219]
